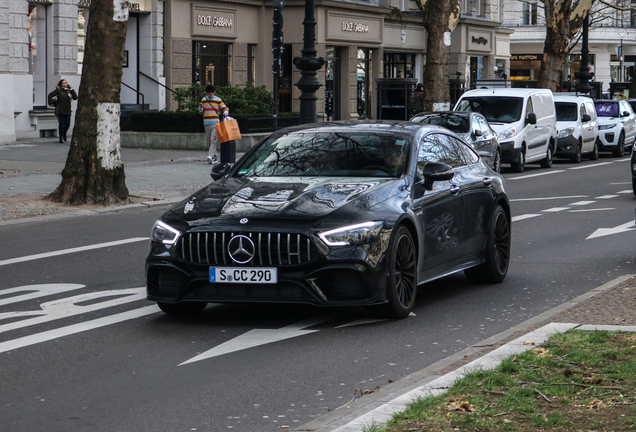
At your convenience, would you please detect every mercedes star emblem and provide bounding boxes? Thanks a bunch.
[240,218,249,224]
[228,235,256,264]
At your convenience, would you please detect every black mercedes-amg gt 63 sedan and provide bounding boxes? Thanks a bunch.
[146,121,511,319]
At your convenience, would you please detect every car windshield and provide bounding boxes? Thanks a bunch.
[455,96,523,123]
[595,102,619,117]
[235,131,411,178]
[555,102,578,121]
[411,114,470,133]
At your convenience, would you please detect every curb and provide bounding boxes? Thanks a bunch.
[297,274,636,432]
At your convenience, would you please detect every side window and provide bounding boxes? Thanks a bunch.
[477,116,490,134]
[580,103,586,120]
[526,97,534,117]
[417,133,477,171]
[585,102,596,119]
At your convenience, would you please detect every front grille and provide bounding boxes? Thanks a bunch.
[177,232,318,266]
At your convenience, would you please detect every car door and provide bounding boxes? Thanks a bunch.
[412,133,465,278]
[580,101,596,153]
[524,96,541,160]
[620,100,636,145]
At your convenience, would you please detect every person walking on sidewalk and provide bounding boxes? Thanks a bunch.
[199,85,229,164]
[48,79,78,143]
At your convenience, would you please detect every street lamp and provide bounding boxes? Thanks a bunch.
[620,34,624,82]
[575,12,593,94]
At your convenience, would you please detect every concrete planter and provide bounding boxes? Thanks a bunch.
[120,131,269,152]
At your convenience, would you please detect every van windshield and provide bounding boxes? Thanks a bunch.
[455,96,523,123]
[555,102,577,121]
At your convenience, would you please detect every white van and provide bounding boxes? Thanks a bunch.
[454,88,558,172]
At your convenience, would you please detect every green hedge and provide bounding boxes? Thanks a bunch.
[126,111,301,133]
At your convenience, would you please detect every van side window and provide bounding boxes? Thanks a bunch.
[580,103,586,120]
[526,98,534,117]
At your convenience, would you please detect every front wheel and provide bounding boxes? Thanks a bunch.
[369,226,417,319]
[539,145,553,168]
[510,150,525,173]
[157,301,208,315]
[613,133,625,157]
[492,149,502,173]
[464,205,511,284]
[588,140,599,160]
[570,141,582,163]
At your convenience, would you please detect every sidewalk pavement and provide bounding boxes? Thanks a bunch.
[2,139,636,432]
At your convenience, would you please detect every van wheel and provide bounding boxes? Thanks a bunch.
[540,145,553,168]
[613,133,625,157]
[570,141,582,163]
[511,150,525,173]
[493,149,502,173]
[588,140,599,160]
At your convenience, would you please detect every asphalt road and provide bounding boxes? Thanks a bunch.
[1,154,635,432]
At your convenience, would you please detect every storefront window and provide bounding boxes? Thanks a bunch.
[28,3,47,107]
[325,46,340,121]
[247,44,256,84]
[357,48,372,118]
[78,9,89,74]
[383,53,414,78]
[193,42,232,87]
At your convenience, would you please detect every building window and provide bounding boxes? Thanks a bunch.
[522,2,538,25]
[461,0,482,16]
[383,53,414,78]
[247,44,256,84]
[28,3,47,107]
[193,42,232,87]
[357,48,372,118]
[78,8,89,74]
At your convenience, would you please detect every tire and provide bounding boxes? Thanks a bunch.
[510,150,525,173]
[369,226,417,319]
[588,140,599,160]
[157,301,208,315]
[632,176,636,198]
[613,133,625,157]
[539,144,553,168]
[464,205,511,284]
[492,149,502,173]
[570,141,582,163]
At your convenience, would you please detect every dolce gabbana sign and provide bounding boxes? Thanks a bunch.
[192,4,237,38]
[327,11,381,43]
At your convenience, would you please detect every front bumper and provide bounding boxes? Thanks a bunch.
[499,141,521,163]
[597,126,621,149]
[555,135,579,157]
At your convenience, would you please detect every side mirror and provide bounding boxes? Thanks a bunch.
[473,129,483,137]
[623,111,631,117]
[419,162,454,190]
[210,162,232,180]
[581,114,591,122]
[526,113,537,125]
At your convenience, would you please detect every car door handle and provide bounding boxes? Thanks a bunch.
[450,185,460,194]
[483,177,492,186]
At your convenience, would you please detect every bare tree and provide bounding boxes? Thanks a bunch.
[47,0,130,205]
[414,0,461,111]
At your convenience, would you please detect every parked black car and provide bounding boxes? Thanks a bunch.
[146,121,511,319]
[410,111,502,173]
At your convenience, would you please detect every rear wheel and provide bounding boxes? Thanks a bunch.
[570,141,582,163]
[369,226,417,319]
[510,150,525,173]
[539,144,553,168]
[157,301,208,315]
[464,205,510,284]
[613,133,625,157]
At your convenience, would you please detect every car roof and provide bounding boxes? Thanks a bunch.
[594,99,620,104]
[553,95,594,103]
[412,111,474,118]
[460,88,552,97]
[271,120,449,137]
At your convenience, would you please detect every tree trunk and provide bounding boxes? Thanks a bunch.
[421,0,453,111]
[537,22,570,90]
[47,0,129,206]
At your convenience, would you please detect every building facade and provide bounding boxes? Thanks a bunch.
[0,0,165,144]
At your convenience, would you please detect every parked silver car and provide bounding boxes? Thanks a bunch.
[410,111,502,173]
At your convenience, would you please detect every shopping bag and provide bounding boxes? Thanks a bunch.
[215,117,241,143]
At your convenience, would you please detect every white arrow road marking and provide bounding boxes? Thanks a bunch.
[334,312,416,328]
[180,313,342,365]
[0,305,160,354]
[0,284,85,306]
[0,237,147,267]
[587,220,636,239]
[0,287,147,334]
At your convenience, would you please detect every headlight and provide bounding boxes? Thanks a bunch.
[498,127,517,141]
[319,221,384,246]
[599,124,616,130]
[557,128,574,138]
[151,221,181,245]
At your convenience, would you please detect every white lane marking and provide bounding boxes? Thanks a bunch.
[568,162,613,170]
[180,313,341,365]
[595,195,619,199]
[507,170,566,180]
[0,288,147,334]
[570,201,596,206]
[510,196,587,202]
[618,190,633,194]
[511,214,541,222]
[0,238,148,267]
[0,305,160,354]
[587,220,636,239]
[542,207,570,213]
[0,284,85,306]
[569,208,615,212]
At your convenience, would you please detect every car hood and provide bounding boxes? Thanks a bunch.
[596,116,622,124]
[163,176,408,224]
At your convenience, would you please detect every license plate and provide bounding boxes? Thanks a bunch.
[210,267,278,284]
